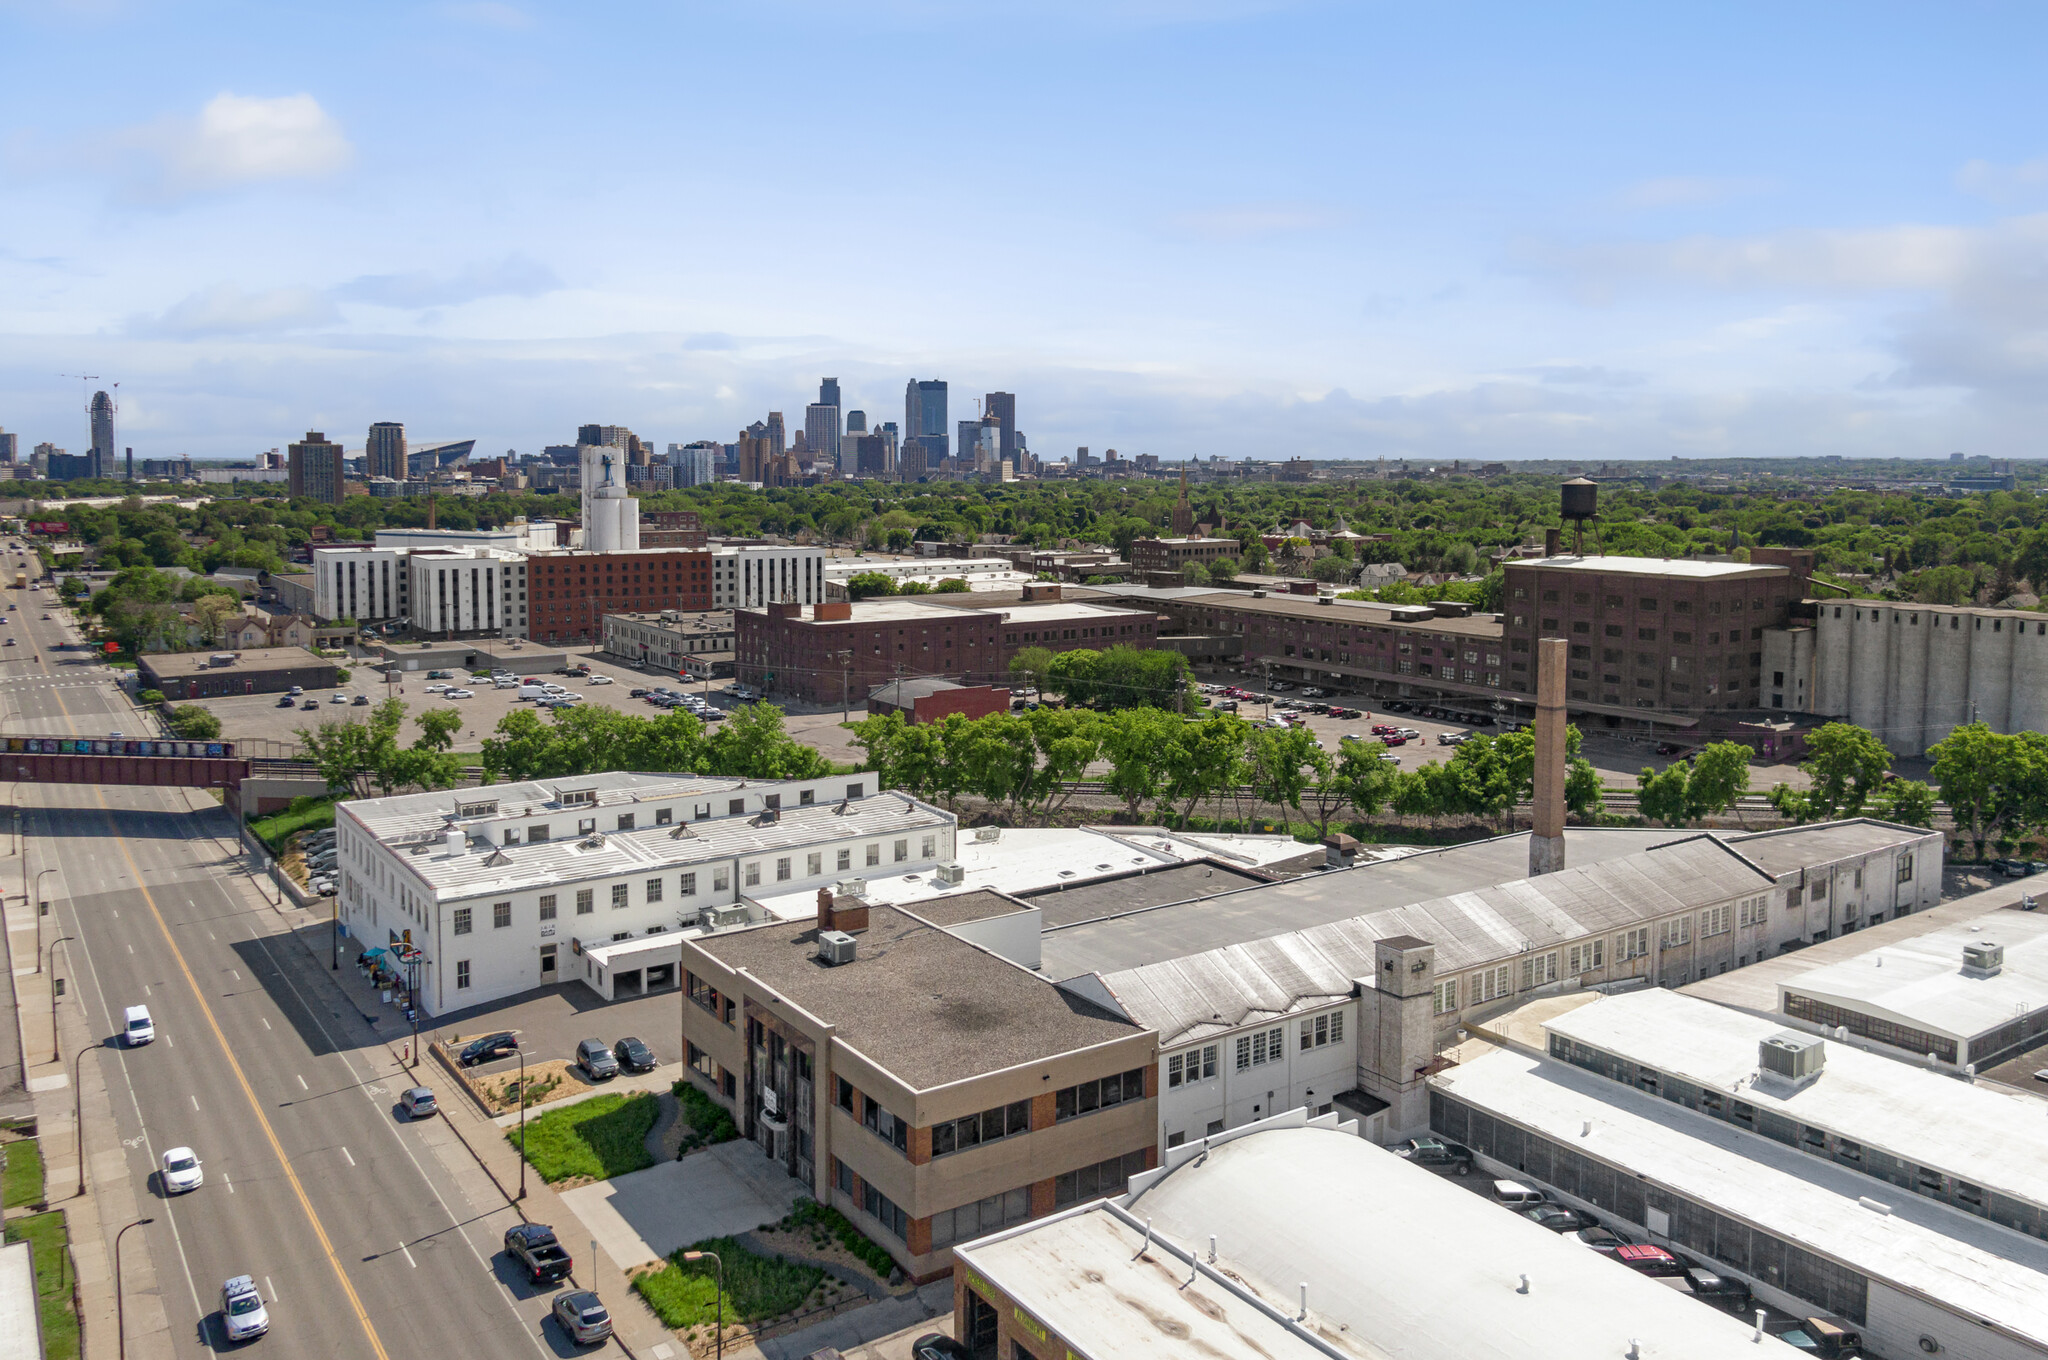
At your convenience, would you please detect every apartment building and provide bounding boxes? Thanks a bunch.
[1127,536,1237,576]
[711,544,827,610]
[526,548,713,645]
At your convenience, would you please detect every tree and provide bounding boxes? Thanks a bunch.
[932,577,970,593]
[1024,707,1102,819]
[1008,646,1056,696]
[1100,709,1181,818]
[1045,648,1101,705]
[1928,722,2006,856]
[190,593,242,644]
[1636,762,1691,827]
[166,705,222,740]
[1247,725,1319,823]
[1686,742,1754,822]
[1208,557,1240,581]
[413,707,465,752]
[1310,555,1355,584]
[1875,778,1938,829]
[1770,722,1893,823]
[1088,645,1191,712]
[1181,562,1212,587]
[843,571,897,600]
[705,702,831,779]
[1161,715,1249,824]
[1333,737,1399,822]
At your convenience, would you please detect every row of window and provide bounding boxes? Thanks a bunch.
[931,1100,1032,1157]
[1054,1068,1147,1121]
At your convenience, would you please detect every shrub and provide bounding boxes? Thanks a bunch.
[166,704,222,740]
[632,1236,822,1329]
[509,1092,658,1182]
[249,796,335,853]
[784,1197,896,1278]
[335,667,352,683]
[672,1080,740,1152]
[137,688,165,705]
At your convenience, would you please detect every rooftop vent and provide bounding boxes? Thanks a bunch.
[831,878,868,898]
[698,903,750,931]
[1758,1030,1826,1087]
[817,929,858,966]
[440,828,467,858]
[974,826,1002,843]
[934,861,965,886]
[1963,941,2004,977]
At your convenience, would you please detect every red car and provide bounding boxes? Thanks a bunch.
[1380,735,1407,747]
[1614,1244,1685,1276]
[1372,724,1398,735]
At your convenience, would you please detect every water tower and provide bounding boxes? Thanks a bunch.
[1560,476,1600,555]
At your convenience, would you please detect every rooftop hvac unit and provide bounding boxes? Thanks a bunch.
[974,826,1003,843]
[934,861,965,886]
[1963,941,2005,976]
[698,903,749,931]
[817,930,858,966]
[831,877,868,899]
[1759,1030,1826,1085]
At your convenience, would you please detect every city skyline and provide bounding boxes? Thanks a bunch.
[1,4,2045,464]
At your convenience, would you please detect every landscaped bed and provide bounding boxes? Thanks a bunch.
[633,1233,860,1350]
[673,1079,740,1154]
[476,1059,571,1115]
[507,1091,659,1184]
[2,1134,45,1209]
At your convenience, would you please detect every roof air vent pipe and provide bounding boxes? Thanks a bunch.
[1754,1310,1766,1343]
[1297,1283,1308,1321]
[1208,1234,1217,1263]
[1518,1274,1530,1294]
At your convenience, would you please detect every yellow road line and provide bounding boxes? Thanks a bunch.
[48,655,391,1359]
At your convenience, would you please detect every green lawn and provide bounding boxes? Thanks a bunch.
[2,1136,44,1208]
[250,796,337,853]
[508,1092,658,1182]
[6,1210,81,1359]
[633,1236,822,1329]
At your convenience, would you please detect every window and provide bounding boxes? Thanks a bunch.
[1637,628,1657,641]
[1054,1149,1150,1208]
[1700,905,1729,936]
[861,1182,909,1240]
[1167,1045,1218,1087]
[681,872,696,896]
[837,848,851,871]
[862,1095,910,1153]
[1474,965,1511,1003]
[1433,978,1458,1014]
[893,839,908,863]
[455,960,470,989]
[616,813,635,831]
[1615,928,1650,961]
[493,901,511,929]
[576,888,594,915]
[611,883,629,909]
[714,868,730,892]
[728,798,745,815]
[1568,940,1604,974]
[1662,916,1691,947]
[1300,1012,1346,1049]
[1738,894,1769,926]
[865,843,880,867]
[1897,853,1914,883]
[453,907,473,935]
[931,1100,1032,1156]
[689,1043,717,1081]
[1233,1026,1287,1071]
[1811,878,1828,900]
[539,893,557,921]
[1519,953,1558,989]
[528,824,550,843]
[745,862,760,887]
[655,807,673,826]
[1854,868,1863,889]
[776,857,791,882]
[921,835,936,859]
[1055,1068,1148,1120]
[930,1187,1032,1248]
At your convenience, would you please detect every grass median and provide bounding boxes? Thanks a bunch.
[508,1091,659,1183]
[6,1210,81,1359]
[2,1135,45,1208]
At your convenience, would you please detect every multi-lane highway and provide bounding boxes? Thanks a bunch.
[8,592,603,1358]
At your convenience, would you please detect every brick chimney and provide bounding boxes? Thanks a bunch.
[815,886,870,935]
[1529,636,1567,876]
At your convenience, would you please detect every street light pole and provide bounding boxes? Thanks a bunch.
[47,933,74,1062]
[72,1043,98,1198]
[33,868,53,973]
[516,1044,527,1200]
[682,1250,725,1360]
[115,1216,154,1360]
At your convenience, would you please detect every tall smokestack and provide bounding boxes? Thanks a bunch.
[1529,637,1568,876]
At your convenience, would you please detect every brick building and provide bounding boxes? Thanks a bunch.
[1128,537,1237,576]
[736,587,1156,706]
[1501,553,1809,721]
[867,678,1012,724]
[525,549,712,645]
[638,509,709,549]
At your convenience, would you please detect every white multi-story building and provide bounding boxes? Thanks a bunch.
[821,556,1028,598]
[312,544,530,636]
[333,772,956,1013]
[711,545,827,610]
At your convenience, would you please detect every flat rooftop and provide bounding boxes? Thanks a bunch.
[141,645,330,677]
[1102,1116,1805,1360]
[1436,1047,2048,1354]
[1778,910,2048,1041]
[694,905,1142,1090]
[1720,819,1931,877]
[1548,987,2048,1214]
[1024,860,1271,927]
[1505,553,1790,580]
[1036,826,1694,979]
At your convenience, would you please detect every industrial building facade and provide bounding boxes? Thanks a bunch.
[526,549,713,645]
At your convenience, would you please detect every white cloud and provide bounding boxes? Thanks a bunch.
[131,283,338,336]
[1957,157,2048,204]
[119,93,352,200]
[334,256,561,309]
[1166,203,1344,241]
[1618,176,1770,209]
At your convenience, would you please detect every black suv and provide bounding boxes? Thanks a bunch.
[1389,1137,1474,1173]
[458,1032,519,1067]
[576,1038,620,1079]
[612,1036,656,1073]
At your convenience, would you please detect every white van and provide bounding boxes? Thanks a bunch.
[123,1005,155,1047]
[517,684,548,701]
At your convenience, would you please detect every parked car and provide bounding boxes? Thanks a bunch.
[1767,1314,1862,1359]
[629,688,649,698]
[302,698,319,710]
[1214,700,1238,712]
[1489,1179,1548,1207]
[1683,1264,1753,1310]
[1575,1225,1633,1255]
[1389,1137,1473,1173]
[587,675,614,685]
[552,1289,613,1346]
[458,1032,519,1066]
[910,1335,973,1360]
[1521,1204,1600,1233]
[161,1146,204,1194]
[1614,1244,1686,1276]
[444,688,474,699]
[1380,735,1406,747]
[220,1275,270,1342]
[351,694,369,705]
[504,1223,574,1284]
[399,1087,438,1119]
[276,695,297,707]
[613,1036,656,1073]
[576,1038,620,1080]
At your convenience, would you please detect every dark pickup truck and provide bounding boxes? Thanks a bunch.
[504,1223,573,1284]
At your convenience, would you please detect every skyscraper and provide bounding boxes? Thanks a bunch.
[905,379,947,459]
[367,421,407,481]
[89,390,114,480]
[766,412,785,458]
[288,432,345,504]
[957,419,980,464]
[0,430,14,464]
[820,377,841,410]
[983,391,1017,466]
[804,403,840,471]
[846,410,867,435]
[671,441,720,487]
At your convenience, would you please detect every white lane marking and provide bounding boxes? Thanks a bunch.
[399,1240,416,1268]
[261,1016,271,1031]
[223,1170,234,1194]
[143,984,150,995]
[165,1034,174,1048]
[265,1276,276,1303]
[112,909,119,919]
[341,1146,354,1167]
[207,930,214,940]
[126,943,133,954]
[231,969,240,980]
[296,1074,307,1090]
[190,1094,199,1111]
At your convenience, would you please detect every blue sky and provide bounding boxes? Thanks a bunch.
[3,1,2046,463]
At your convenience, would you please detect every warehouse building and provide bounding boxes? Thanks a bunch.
[140,646,338,700]
[1432,1015,2048,1360]
[947,1108,1805,1360]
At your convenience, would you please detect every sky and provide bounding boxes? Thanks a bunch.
[3,1,2048,464]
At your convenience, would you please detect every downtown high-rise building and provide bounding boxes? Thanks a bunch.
[904,379,947,459]
[805,400,840,471]
[957,419,980,464]
[983,391,1017,467]
[765,412,785,458]
[670,441,720,487]
[288,431,346,504]
[366,421,407,481]
[89,390,115,480]
[0,429,15,464]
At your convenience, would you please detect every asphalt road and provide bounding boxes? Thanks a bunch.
[8,597,615,1359]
